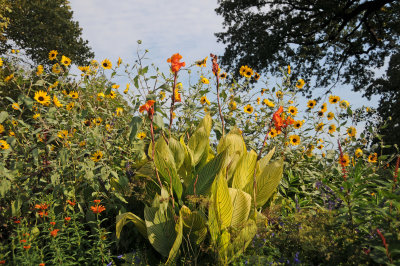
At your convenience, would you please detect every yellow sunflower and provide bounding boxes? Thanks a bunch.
[124,84,130,94]
[201,76,209,84]
[317,111,324,117]
[49,50,58,60]
[243,66,253,78]
[12,103,20,110]
[9,131,15,137]
[340,100,349,109]
[288,106,298,116]
[200,96,211,105]
[338,154,350,167]
[289,135,300,146]
[276,90,283,99]
[101,59,112,69]
[317,144,324,150]
[293,120,303,129]
[93,117,102,126]
[328,124,336,134]
[254,72,260,81]
[263,99,275,108]
[108,91,117,99]
[52,63,62,74]
[11,120,18,126]
[256,97,260,105]
[69,91,79,99]
[117,57,122,67]
[269,128,278,138]
[355,148,363,158]
[329,95,340,104]
[239,65,248,76]
[137,132,146,140]
[66,102,74,111]
[229,101,237,111]
[0,124,4,134]
[4,74,14,82]
[33,113,40,120]
[296,79,305,89]
[220,72,227,79]
[244,104,254,114]
[36,65,44,76]
[368,153,378,163]
[91,150,103,162]
[116,107,123,116]
[195,57,207,67]
[97,92,105,101]
[327,112,334,120]
[34,90,51,106]
[0,140,10,150]
[57,130,68,139]
[288,65,291,74]
[61,55,71,66]
[347,126,356,137]
[315,122,324,132]
[320,103,327,112]
[53,95,63,108]
[159,91,166,100]
[307,100,316,109]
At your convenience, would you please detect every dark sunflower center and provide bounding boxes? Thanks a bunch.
[293,139,297,142]
[290,109,294,113]
[97,155,101,159]
[103,63,108,67]
[246,71,251,75]
[39,96,44,101]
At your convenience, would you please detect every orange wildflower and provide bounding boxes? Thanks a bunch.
[91,205,106,214]
[23,245,31,250]
[20,239,27,243]
[50,222,55,226]
[273,106,284,131]
[35,203,49,210]
[64,217,71,222]
[167,53,185,73]
[39,264,45,266]
[139,100,155,114]
[50,229,60,237]
[93,199,101,204]
[38,211,48,217]
[66,200,76,206]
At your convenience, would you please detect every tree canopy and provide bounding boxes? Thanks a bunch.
[215,0,399,95]
[0,0,94,66]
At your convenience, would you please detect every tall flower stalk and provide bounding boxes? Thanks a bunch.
[210,53,225,136]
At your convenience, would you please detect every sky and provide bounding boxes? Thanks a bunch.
[68,0,380,116]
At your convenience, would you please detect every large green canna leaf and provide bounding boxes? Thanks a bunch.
[231,150,258,191]
[188,114,212,168]
[229,188,252,229]
[186,149,228,196]
[144,204,176,257]
[166,210,183,265]
[153,138,183,199]
[180,205,207,245]
[255,158,284,208]
[178,136,193,186]
[258,147,276,173]
[213,172,233,230]
[116,212,147,239]
[168,137,185,171]
[227,219,257,264]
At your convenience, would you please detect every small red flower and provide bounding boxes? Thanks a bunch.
[64,217,71,222]
[0,260,5,264]
[50,222,55,226]
[14,220,21,224]
[167,53,185,73]
[39,263,45,266]
[66,200,76,206]
[20,239,27,243]
[93,199,101,204]
[38,211,48,217]
[91,205,106,214]
[23,245,31,250]
[35,203,49,210]
[50,229,60,237]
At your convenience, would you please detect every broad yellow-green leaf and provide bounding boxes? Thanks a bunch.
[258,147,276,173]
[168,137,185,170]
[116,212,147,239]
[213,172,233,230]
[229,188,252,229]
[231,150,258,190]
[178,136,193,186]
[144,204,176,257]
[255,158,284,208]
[166,210,183,265]
[227,219,257,264]
[208,195,220,245]
[180,205,207,245]
[186,149,228,196]
[153,138,182,199]
[188,114,212,168]
[219,230,231,264]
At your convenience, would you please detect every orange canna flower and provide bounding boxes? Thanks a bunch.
[66,200,76,206]
[38,211,48,217]
[35,203,49,210]
[93,199,101,204]
[167,53,185,73]
[50,229,60,237]
[139,100,155,114]
[64,217,71,222]
[91,205,106,214]
[272,106,284,131]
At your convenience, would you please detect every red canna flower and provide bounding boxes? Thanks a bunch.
[91,205,106,214]
[167,53,185,73]
[50,229,60,237]
[139,100,155,114]
[66,200,76,206]
[272,106,284,131]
